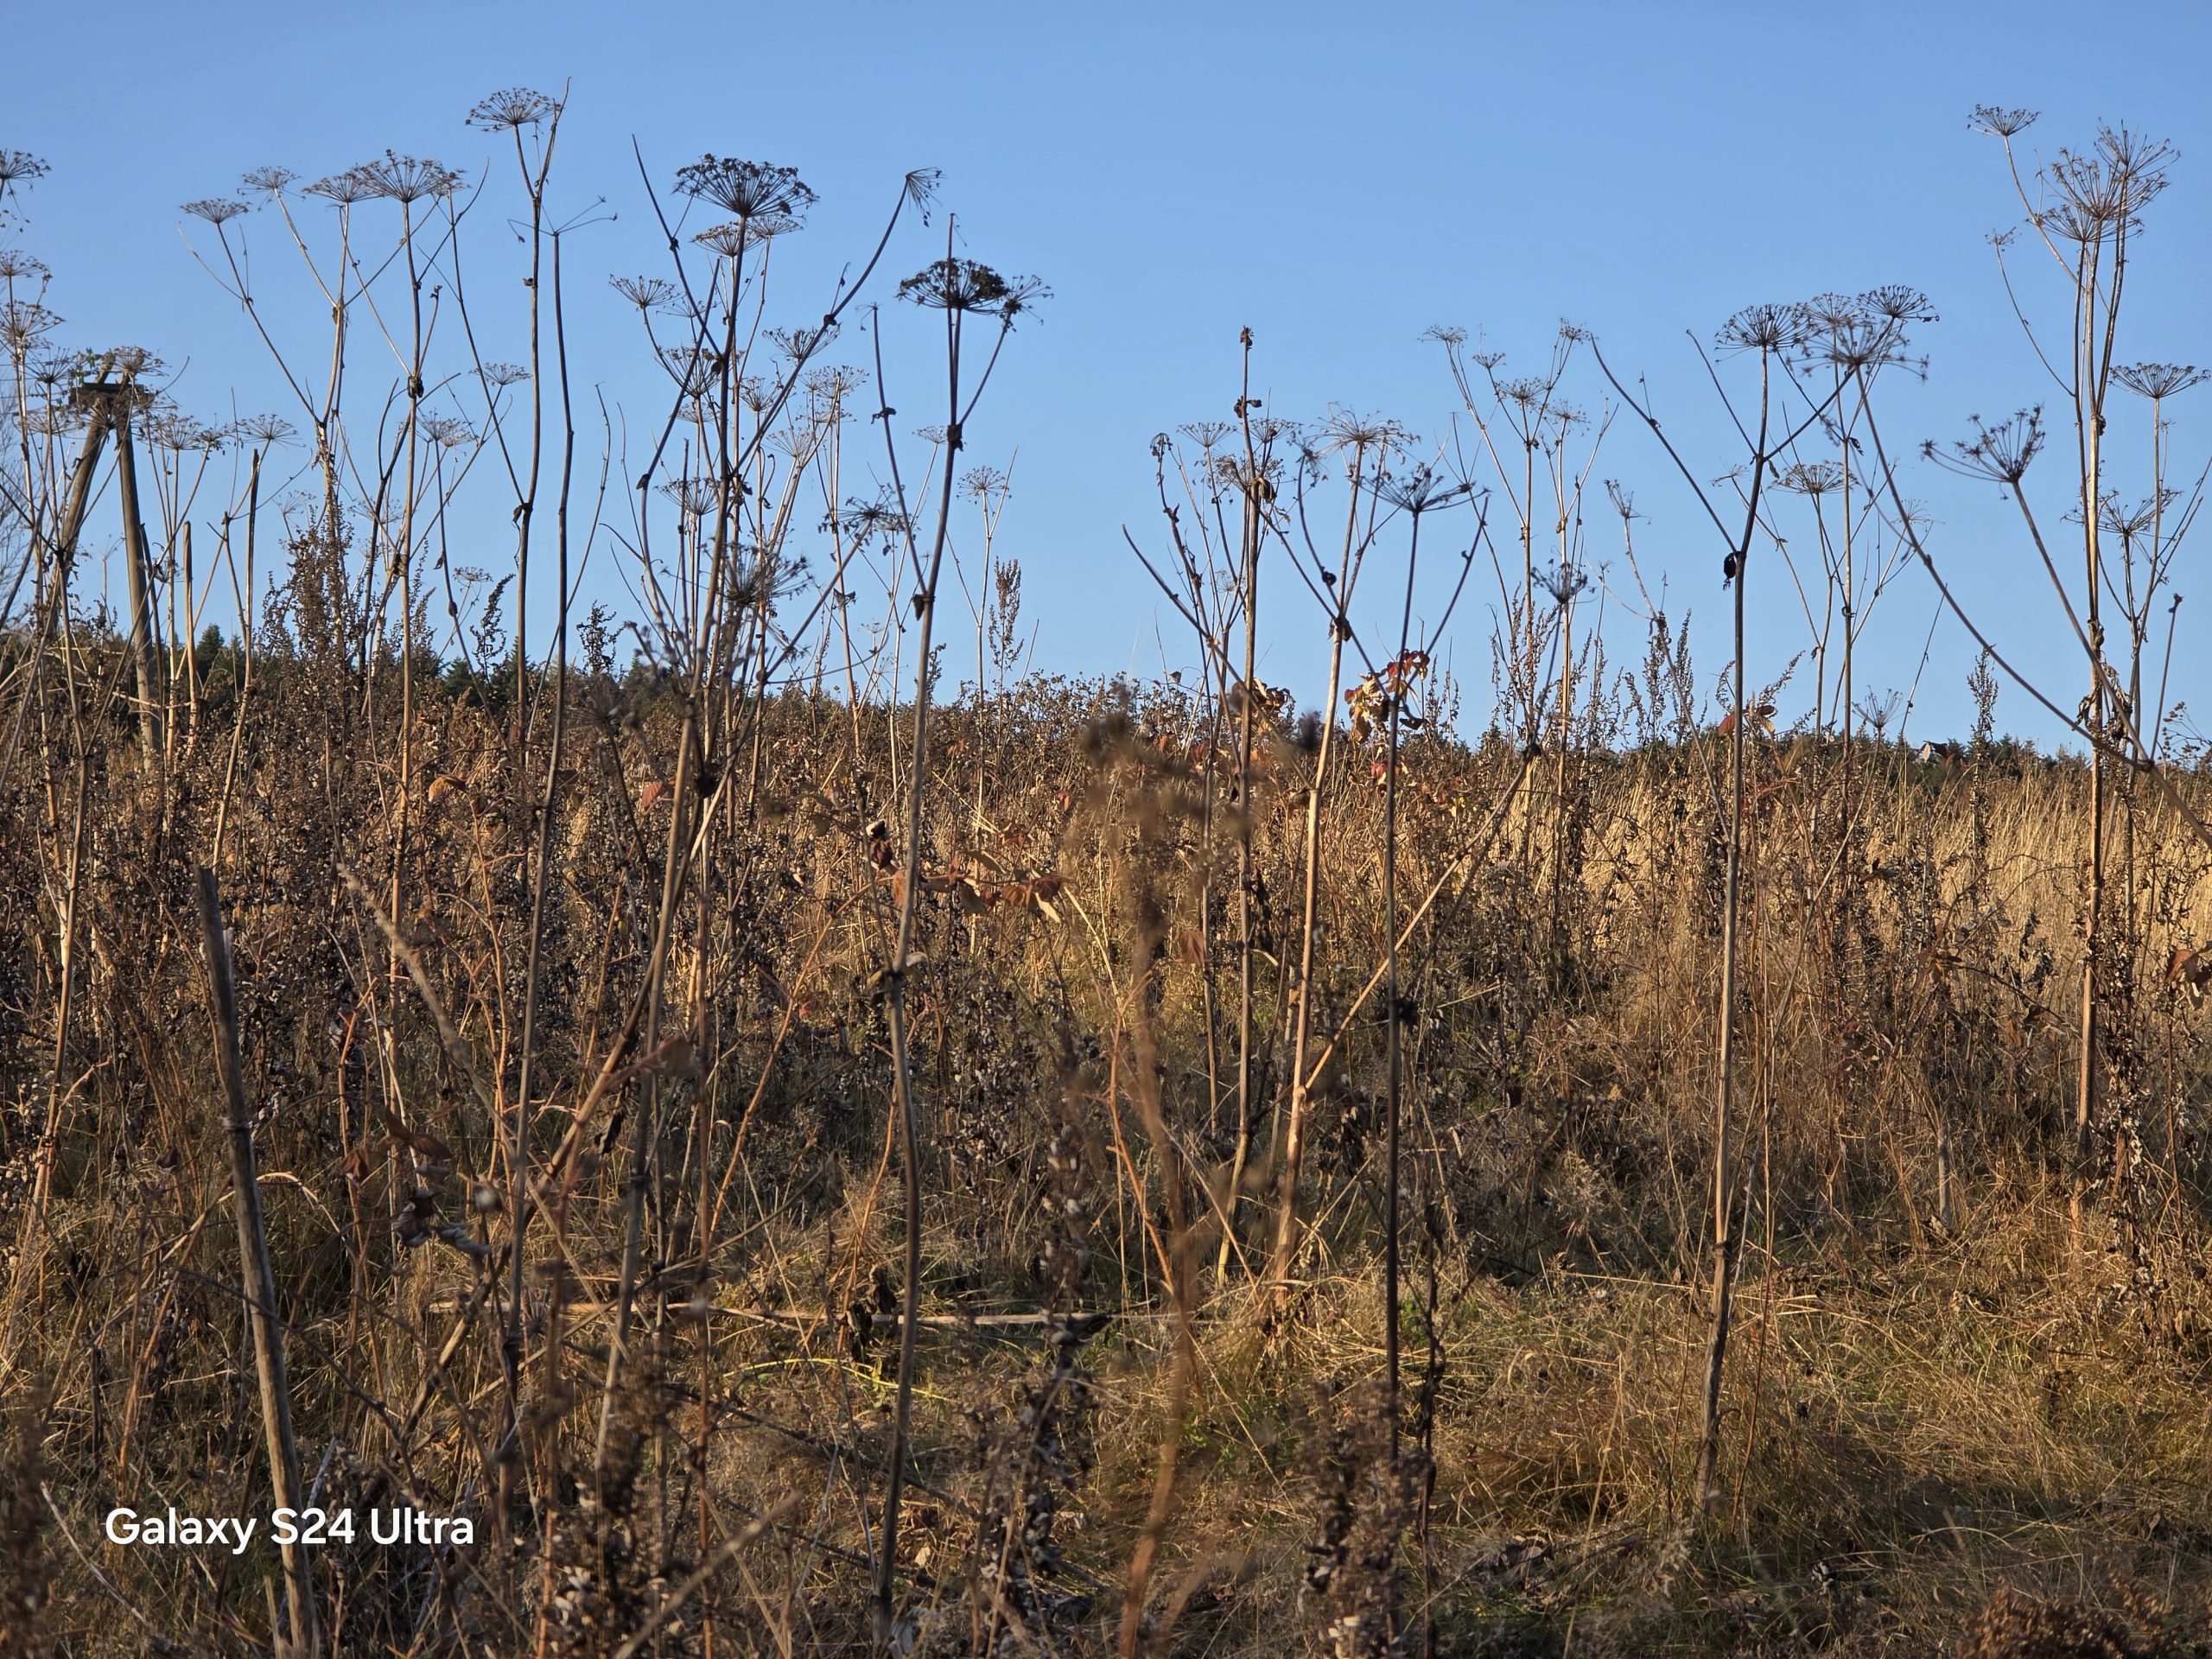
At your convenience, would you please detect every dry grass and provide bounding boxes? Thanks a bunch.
[2,660,2209,1655]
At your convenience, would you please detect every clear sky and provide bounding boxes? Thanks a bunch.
[8,1,2210,747]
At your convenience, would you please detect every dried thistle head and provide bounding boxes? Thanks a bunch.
[467,86,560,132]
[674,155,817,222]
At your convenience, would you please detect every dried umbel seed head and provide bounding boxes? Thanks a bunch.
[609,275,678,314]
[692,214,798,257]
[897,257,1048,324]
[233,412,296,448]
[1970,105,2039,139]
[182,198,248,226]
[419,414,474,450]
[2113,362,2209,401]
[351,151,464,205]
[1777,460,1844,498]
[302,168,378,207]
[467,86,560,132]
[1716,301,1815,355]
[1372,463,1470,516]
[1923,407,2046,485]
[674,156,817,223]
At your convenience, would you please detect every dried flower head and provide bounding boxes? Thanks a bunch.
[420,414,474,449]
[241,166,296,196]
[609,274,679,313]
[769,322,836,359]
[2113,362,2209,400]
[352,152,464,205]
[674,156,817,222]
[897,257,1048,323]
[804,363,866,402]
[1717,302,1815,355]
[0,300,59,358]
[1777,460,1844,497]
[144,405,216,453]
[1924,408,2045,484]
[2098,492,2170,543]
[962,464,1009,502]
[1499,375,1550,410]
[693,214,798,257]
[1318,404,1407,455]
[1538,563,1590,606]
[183,199,249,226]
[96,344,162,380]
[21,402,79,437]
[2037,125,2173,245]
[0,150,48,189]
[839,489,910,544]
[0,246,48,282]
[234,413,296,448]
[481,361,528,388]
[467,87,560,132]
[1970,105,2039,139]
[303,169,378,207]
[1861,285,1938,324]
[1373,463,1471,515]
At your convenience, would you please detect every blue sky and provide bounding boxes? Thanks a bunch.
[8,1,2210,747]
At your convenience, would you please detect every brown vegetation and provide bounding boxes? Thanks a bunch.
[1,100,2209,1656]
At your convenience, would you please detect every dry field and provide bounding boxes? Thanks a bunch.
[3,100,2211,1657]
